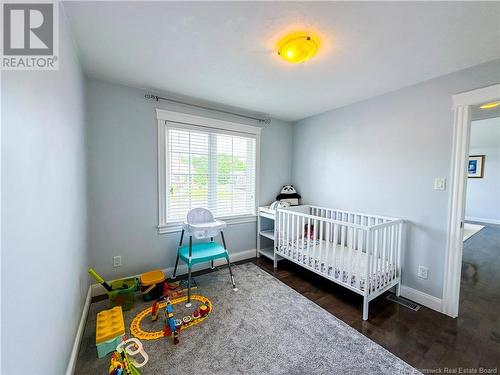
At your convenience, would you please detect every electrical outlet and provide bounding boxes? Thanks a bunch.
[113,256,122,268]
[418,266,428,279]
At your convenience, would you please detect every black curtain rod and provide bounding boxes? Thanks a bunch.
[145,93,270,124]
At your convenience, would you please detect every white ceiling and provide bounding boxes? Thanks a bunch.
[63,1,500,122]
[471,102,500,122]
[470,117,500,148]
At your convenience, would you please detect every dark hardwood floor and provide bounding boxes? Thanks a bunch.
[252,224,500,372]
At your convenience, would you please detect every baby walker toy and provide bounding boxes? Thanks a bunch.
[173,208,237,307]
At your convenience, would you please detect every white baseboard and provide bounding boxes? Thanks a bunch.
[400,285,442,313]
[65,286,92,375]
[465,216,500,225]
[91,249,256,297]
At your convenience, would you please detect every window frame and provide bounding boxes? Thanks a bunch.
[156,109,261,234]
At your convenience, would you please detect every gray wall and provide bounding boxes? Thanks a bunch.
[86,79,292,280]
[1,6,88,374]
[292,59,500,299]
[466,118,500,222]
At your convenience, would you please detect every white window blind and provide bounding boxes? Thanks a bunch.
[166,124,256,223]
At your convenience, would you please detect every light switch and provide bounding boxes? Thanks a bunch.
[434,177,446,191]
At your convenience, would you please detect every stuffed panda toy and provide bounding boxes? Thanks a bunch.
[276,185,301,206]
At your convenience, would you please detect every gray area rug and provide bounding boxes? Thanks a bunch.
[76,263,417,374]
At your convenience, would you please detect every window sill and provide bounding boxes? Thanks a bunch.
[157,215,257,234]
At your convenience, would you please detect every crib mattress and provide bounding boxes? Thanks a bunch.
[277,239,397,292]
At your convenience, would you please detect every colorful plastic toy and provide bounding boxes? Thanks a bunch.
[116,338,149,369]
[151,301,160,322]
[108,347,142,375]
[199,304,209,317]
[163,298,179,345]
[88,268,137,311]
[140,270,165,301]
[96,306,125,358]
[130,294,213,341]
[88,268,113,291]
[162,279,198,299]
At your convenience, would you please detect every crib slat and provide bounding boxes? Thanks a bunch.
[397,222,403,279]
[283,211,286,254]
[294,213,298,259]
[395,223,399,279]
[304,217,309,265]
[380,227,392,287]
[347,226,353,287]
[388,225,393,284]
[324,220,329,274]
[311,218,316,267]
[379,227,389,292]
[340,213,347,285]
[329,221,334,276]
[312,218,317,269]
[319,219,323,272]
[278,211,282,253]
[365,229,372,294]
[389,225,395,281]
[390,225,394,283]
[376,230,383,291]
[391,224,396,281]
[355,228,363,290]
[333,222,338,279]
[373,228,379,292]
[277,211,281,253]
[301,215,305,264]
[382,226,387,287]
[283,211,287,254]
[287,211,291,256]
[282,210,286,255]
[297,213,300,259]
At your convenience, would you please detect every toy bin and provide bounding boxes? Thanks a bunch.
[108,277,137,311]
[140,270,165,301]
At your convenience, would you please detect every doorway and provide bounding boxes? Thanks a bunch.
[460,109,500,330]
[443,84,500,318]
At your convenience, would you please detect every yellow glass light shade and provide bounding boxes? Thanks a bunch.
[277,32,320,64]
[479,101,500,109]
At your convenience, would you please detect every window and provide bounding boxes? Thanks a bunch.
[157,110,260,233]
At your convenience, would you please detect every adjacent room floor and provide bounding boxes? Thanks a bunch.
[255,223,500,371]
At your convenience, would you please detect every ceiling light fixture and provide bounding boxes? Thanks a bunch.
[277,32,320,64]
[479,101,500,109]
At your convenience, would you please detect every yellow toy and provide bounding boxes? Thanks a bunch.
[96,306,125,358]
[130,294,212,340]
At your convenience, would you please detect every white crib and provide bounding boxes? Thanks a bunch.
[275,205,404,320]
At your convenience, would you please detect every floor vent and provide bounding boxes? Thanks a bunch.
[386,293,421,311]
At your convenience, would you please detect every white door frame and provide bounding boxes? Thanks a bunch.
[442,84,500,318]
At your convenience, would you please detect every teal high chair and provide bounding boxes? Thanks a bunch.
[172,208,237,307]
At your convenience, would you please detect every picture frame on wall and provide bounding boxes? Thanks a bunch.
[468,155,485,178]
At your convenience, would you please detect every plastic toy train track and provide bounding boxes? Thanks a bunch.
[130,294,212,340]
